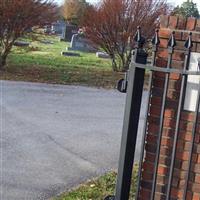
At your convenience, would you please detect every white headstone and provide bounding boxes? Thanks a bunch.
[184,52,200,112]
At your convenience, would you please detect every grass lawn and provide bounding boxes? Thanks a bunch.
[53,166,138,200]
[0,35,124,88]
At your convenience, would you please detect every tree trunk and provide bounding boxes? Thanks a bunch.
[0,55,7,71]
[112,58,118,72]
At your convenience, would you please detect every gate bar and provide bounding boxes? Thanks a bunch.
[150,32,176,200]
[115,27,147,200]
[132,63,200,75]
[135,29,160,200]
[183,70,200,199]
[166,33,193,200]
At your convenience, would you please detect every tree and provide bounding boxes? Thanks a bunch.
[0,0,57,70]
[82,0,168,72]
[172,0,199,18]
[62,0,89,25]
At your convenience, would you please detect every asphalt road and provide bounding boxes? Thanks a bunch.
[0,81,147,200]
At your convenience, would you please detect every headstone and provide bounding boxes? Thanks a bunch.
[61,51,80,57]
[40,40,54,44]
[14,41,30,47]
[60,24,78,42]
[96,51,110,59]
[68,33,98,53]
[44,25,52,34]
[51,21,66,35]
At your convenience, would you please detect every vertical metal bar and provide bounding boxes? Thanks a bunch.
[166,33,193,200]
[115,27,147,200]
[115,63,145,200]
[135,29,160,200]
[150,32,176,200]
[183,74,200,199]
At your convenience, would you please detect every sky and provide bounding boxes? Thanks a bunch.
[55,0,200,10]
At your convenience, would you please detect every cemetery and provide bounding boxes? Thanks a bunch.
[0,33,122,88]
[2,0,200,200]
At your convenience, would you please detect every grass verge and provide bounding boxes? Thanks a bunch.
[0,35,123,88]
[53,165,138,200]
[0,65,124,88]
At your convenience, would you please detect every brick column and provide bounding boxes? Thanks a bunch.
[139,15,200,200]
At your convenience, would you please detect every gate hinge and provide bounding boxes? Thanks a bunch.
[104,195,115,200]
[117,71,129,93]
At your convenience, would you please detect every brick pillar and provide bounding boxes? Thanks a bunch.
[139,15,200,200]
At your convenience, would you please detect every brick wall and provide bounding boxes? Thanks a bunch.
[139,15,200,200]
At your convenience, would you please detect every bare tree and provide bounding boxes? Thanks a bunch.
[0,0,57,70]
[83,0,168,72]
[61,0,89,25]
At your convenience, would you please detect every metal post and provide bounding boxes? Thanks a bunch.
[166,33,193,200]
[114,27,147,200]
[135,29,160,200]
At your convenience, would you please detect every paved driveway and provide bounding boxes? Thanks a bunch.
[0,81,147,200]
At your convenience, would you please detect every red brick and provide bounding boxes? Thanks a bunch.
[159,38,168,48]
[174,168,187,179]
[177,16,187,29]
[171,60,184,69]
[139,188,152,200]
[142,171,153,181]
[180,121,194,132]
[169,73,181,80]
[196,43,200,53]
[171,187,183,199]
[176,151,190,161]
[159,29,171,39]
[151,96,162,105]
[149,106,161,117]
[158,165,168,175]
[179,131,193,141]
[164,109,175,118]
[186,17,196,31]
[173,51,186,61]
[164,118,176,128]
[148,123,159,133]
[147,134,157,144]
[193,192,200,200]
[195,19,200,31]
[193,164,200,173]
[161,137,173,146]
[155,58,168,68]
[167,90,180,100]
[192,33,200,43]
[181,111,195,122]
[195,174,200,184]
[143,161,155,171]
[191,183,200,193]
[186,191,193,200]
[169,16,178,29]
[160,15,169,28]
[160,147,172,157]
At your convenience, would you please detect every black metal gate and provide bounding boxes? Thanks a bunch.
[105,27,200,200]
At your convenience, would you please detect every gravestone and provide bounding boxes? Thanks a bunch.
[96,51,110,59]
[60,24,78,42]
[40,40,54,45]
[68,33,97,53]
[51,21,66,35]
[61,51,80,57]
[14,41,30,47]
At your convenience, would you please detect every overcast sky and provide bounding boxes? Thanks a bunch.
[55,0,200,10]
